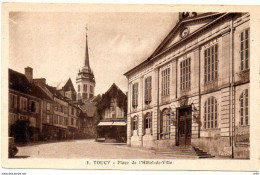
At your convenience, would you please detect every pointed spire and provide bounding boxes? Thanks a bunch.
[84,25,90,69]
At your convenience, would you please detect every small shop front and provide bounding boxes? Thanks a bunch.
[97,121,127,143]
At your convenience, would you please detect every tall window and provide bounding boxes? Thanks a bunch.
[83,84,87,92]
[204,97,218,129]
[90,85,94,93]
[161,68,170,96]
[20,97,28,111]
[78,85,80,92]
[240,89,249,125]
[204,44,218,83]
[46,114,50,124]
[9,94,17,108]
[132,116,138,130]
[132,83,138,108]
[144,76,152,104]
[240,29,250,71]
[30,100,38,113]
[46,102,51,111]
[161,109,170,139]
[180,58,191,91]
[145,112,152,129]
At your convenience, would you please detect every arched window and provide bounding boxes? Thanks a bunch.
[132,116,138,130]
[145,112,152,129]
[161,109,170,139]
[204,97,218,129]
[240,89,249,125]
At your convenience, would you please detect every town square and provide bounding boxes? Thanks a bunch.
[8,11,250,160]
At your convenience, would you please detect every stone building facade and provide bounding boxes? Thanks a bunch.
[124,13,250,158]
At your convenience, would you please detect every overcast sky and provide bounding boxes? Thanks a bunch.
[9,12,178,95]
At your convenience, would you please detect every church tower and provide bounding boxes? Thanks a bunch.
[76,27,95,102]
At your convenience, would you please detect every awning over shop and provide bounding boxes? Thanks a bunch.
[97,122,113,126]
[112,121,126,126]
[97,121,126,126]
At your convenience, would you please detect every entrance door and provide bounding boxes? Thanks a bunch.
[178,107,192,146]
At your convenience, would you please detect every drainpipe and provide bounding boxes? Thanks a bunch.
[157,68,160,140]
[230,15,235,159]
[198,46,201,138]
[175,59,178,145]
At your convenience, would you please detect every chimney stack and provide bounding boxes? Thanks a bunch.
[33,78,46,87]
[25,67,33,83]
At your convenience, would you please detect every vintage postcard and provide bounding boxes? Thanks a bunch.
[1,3,260,171]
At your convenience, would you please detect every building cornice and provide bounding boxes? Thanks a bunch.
[124,13,231,77]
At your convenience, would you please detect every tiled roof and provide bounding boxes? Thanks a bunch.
[79,102,97,117]
[9,69,52,101]
[45,85,68,102]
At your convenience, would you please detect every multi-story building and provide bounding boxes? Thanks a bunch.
[68,102,80,139]
[124,12,250,158]
[45,85,69,140]
[9,67,52,142]
[96,84,127,142]
[33,78,55,140]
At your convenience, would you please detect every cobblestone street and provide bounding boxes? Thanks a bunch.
[15,139,169,159]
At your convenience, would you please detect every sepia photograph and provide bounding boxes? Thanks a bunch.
[1,3,260,171]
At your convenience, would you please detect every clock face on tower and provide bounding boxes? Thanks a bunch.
[180,27,189,38]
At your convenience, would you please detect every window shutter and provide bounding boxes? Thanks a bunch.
[137,115,139,136]
[150,112,153,135]
[29,100,32,112]
[143,114,146,136]
[157,110,160,140]
[160,110,163,135]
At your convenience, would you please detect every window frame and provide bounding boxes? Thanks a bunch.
[204,97,218,129]
[240,28,250,71]
[161,109,170,139]
[145,112,152,129]
[161,68,170,97]
[132,116,138,131]
[132,83,138,108]
[30,100,38,113]
[9,93,17,109]
[83,84,87,92]
[239,89,249,126]
[204,44,218,84]
[20,96,28,111]
[144,76,152,104]
[180,58,191,91]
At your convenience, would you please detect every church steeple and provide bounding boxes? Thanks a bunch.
[84,26,90,69]
[76,26,96,103]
